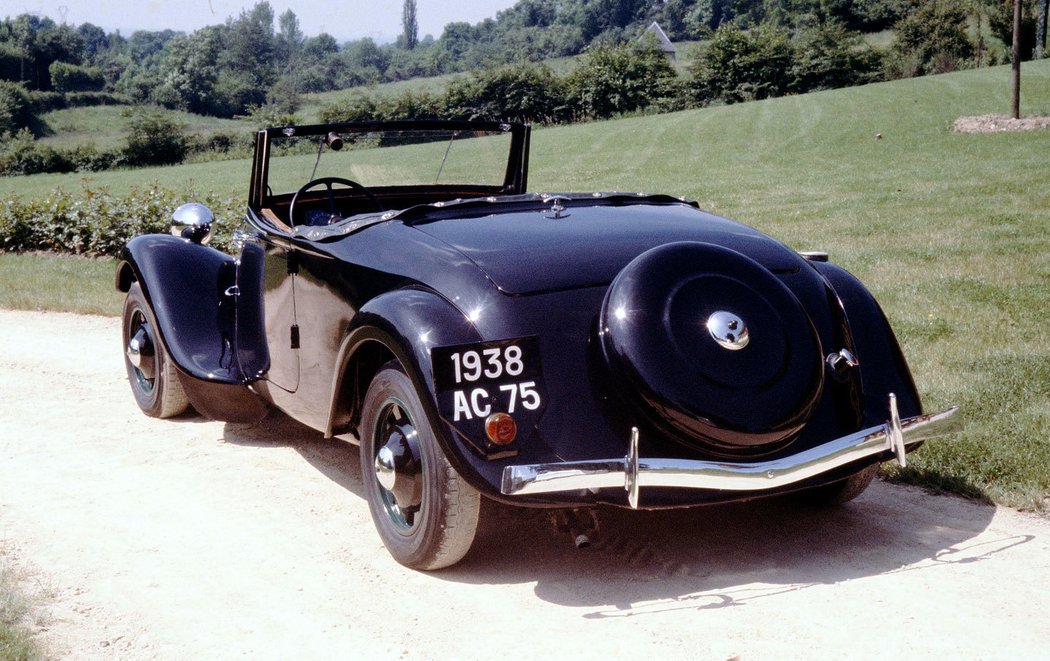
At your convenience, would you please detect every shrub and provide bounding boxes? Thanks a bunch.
[186,130,255,160]
[319,94,383,123]
[889,0,975,77]
[0,81,35,135]
[122,111,188,166]
[0,128,72,175]
[565,43,680,120]
[0,129,122,176]
[319,90,444,123]
[49,61,106,93]
[28,90,129,114]
[0,185,243,257]
[444,64,567,124]
[792,23,884,92]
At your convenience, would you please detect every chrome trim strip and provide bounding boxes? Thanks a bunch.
[500,401,961,508]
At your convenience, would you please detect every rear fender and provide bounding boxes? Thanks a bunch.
[116,234,267,422]
[325,288,504,490]
[813,261,922,424]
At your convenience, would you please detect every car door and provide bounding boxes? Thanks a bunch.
[258,239,300,394]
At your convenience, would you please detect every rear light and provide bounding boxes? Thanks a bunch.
[485,412,517,445]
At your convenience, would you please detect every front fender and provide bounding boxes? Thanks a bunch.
[116,234,267,423]
[117,234,241,383]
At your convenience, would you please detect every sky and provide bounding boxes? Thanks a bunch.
[0,0,521,42]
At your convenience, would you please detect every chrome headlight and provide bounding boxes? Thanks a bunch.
[171,202,214,245]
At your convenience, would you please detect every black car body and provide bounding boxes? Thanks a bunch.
[117,120,960,569]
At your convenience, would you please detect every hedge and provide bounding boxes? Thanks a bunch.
[0,185,243,257]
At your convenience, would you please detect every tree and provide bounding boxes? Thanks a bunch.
[1037,0,1047,57]
[439,22,476,64]
[686,0,766,33]
[2,15,84,90]
[402,0,419,50]
[76,23,109,60]
[152,28,221,115]
[792,22,883,92]
[220,2,278,112]
[277,9,304,60]
[128,29,177,62]
[688,23,795,104]
[989,0,1038,60]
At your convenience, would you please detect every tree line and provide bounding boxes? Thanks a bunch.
[1,1,1041,117]
[0,0,1043,173]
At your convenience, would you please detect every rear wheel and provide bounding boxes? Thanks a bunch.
[798,463,879,506]
[121,282,190,418]
[360,363,480,570]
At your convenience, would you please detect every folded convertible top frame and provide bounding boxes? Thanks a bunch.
[501,394,962,509]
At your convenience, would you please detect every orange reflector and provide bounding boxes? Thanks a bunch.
[485,412,517,445]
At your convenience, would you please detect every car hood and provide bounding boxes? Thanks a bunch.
[409,197,806,295]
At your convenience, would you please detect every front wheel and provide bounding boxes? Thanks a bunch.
[360,363,480,570]
[121,282,190,418]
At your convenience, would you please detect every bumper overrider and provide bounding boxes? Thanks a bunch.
[501,394,961,509]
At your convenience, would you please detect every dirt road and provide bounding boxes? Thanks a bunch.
[1,309,1048,660]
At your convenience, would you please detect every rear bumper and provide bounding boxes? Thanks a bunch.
[501,394,961,509]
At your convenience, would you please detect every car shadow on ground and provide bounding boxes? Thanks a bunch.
[451,487,1011,614]
[220,410,366,498]
[219,411,1010,612]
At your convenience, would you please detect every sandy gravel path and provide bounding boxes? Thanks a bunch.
[1,309,1049,660]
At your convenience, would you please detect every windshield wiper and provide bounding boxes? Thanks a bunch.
[434,131,460,183]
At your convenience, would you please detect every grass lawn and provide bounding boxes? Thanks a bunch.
[2,60,1048,508]
[0,253,123,315]
[37,105,252,150]
[0,158,249,201]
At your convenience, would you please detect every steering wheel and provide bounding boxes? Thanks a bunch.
[289,177,384,227]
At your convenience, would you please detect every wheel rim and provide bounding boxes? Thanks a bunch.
[371,397,424,533]
[126,309,158,395]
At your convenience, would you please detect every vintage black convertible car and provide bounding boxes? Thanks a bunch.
[117,120,960,569]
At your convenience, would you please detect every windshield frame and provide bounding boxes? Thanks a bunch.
[248,120,531,214]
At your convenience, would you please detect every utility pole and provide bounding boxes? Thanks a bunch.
[1012,0,1021,119]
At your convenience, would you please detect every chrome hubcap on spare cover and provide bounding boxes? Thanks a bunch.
[706,310,750,351]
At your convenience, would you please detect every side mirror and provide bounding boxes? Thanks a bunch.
[324,132,344,151]
[171,202,214,245]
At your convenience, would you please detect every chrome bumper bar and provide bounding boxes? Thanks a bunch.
[500,394,961,509]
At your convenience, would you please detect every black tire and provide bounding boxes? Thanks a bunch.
[360,363,480,570]
[797,463,879,506]
[121,282,190,419]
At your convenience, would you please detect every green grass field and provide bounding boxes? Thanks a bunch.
[1,60,1048,508]
[37,105,251,149]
